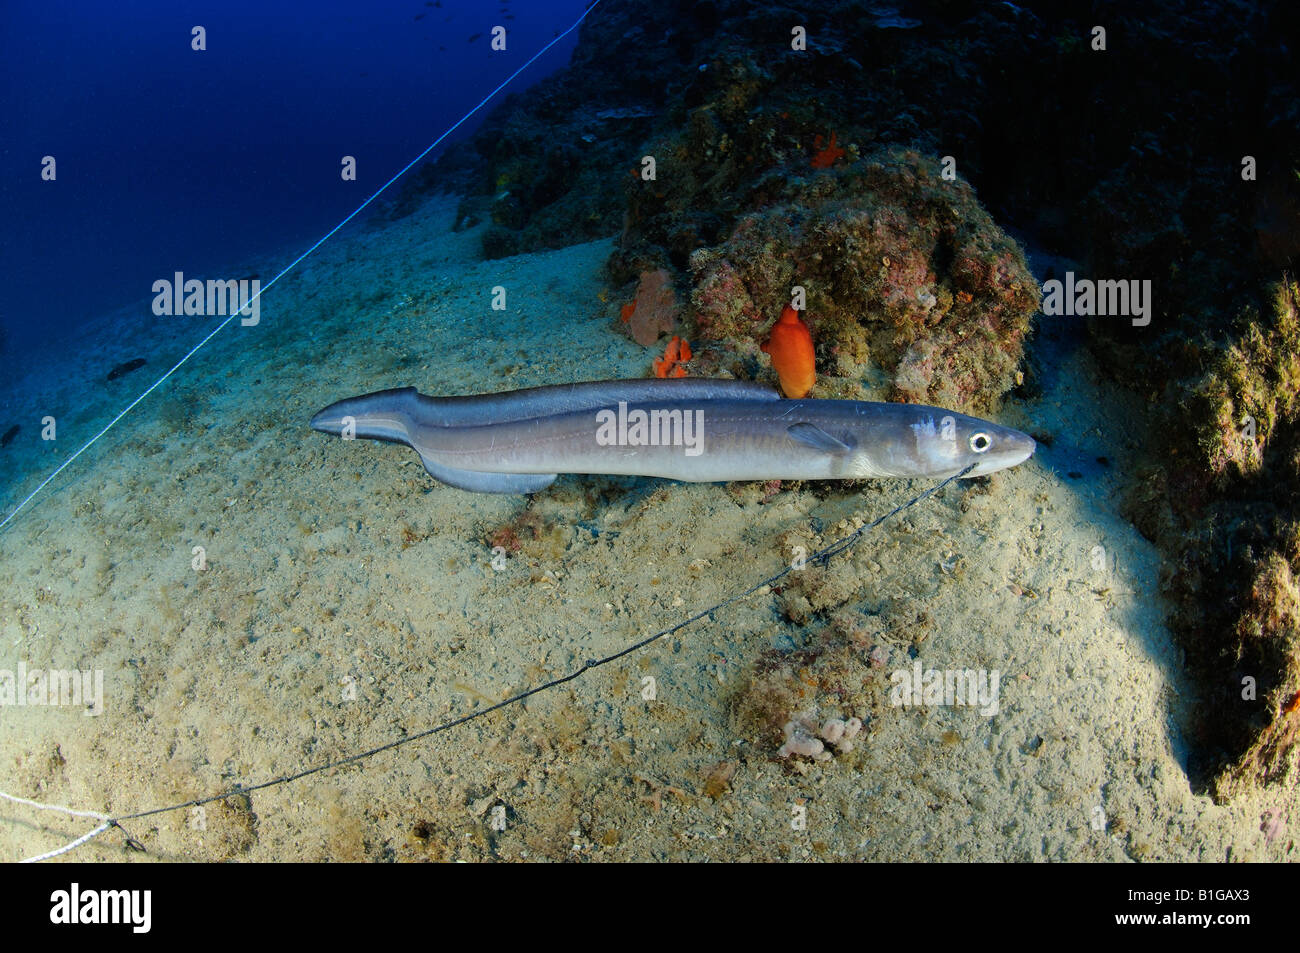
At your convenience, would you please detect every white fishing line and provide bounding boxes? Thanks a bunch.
[0,790,112,863]
[0,0,606,536]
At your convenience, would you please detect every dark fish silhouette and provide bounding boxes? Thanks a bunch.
[414,12,425,20]
[106,358,147,382]
[0,424,18,448]
[468,32,482,42]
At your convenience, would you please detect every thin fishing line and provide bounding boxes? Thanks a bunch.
[0,0,607,536]
[102,465,974,836]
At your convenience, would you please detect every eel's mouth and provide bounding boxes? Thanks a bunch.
[969,430,1036,476]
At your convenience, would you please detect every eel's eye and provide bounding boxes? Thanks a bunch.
[969,432,991,453]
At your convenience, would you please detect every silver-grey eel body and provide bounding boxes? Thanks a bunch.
[310,378,1036,494]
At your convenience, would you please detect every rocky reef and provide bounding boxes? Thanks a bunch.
[671,148,1036,412]
[994,4,1300,798]
[1127,278,1300,798]
[395,0,1300,799]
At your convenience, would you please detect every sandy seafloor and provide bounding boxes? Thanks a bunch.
[0,194,1295,862]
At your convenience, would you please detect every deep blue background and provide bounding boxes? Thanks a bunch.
[0,0,588,357]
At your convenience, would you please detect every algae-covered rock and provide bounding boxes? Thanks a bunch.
[1193,280,1300,484]
[679,149,1037,413]
[1218,544,1300,797]
[1136,279,1300,798]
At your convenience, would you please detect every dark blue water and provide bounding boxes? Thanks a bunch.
[0,0,589,358]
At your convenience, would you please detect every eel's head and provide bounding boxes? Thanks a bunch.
[884,409,1036,479]
[960,420,1036,476]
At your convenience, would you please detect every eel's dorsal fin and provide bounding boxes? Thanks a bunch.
[418,453,557,494]
[787,422,853,454]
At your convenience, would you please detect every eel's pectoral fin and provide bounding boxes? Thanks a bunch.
[416,451,557,495]
[787,422,853,454]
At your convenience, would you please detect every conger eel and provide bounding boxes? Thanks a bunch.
[309,378,1036,494]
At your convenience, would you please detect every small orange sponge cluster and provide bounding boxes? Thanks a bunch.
[810,131,846,169]
[653,336,692,378]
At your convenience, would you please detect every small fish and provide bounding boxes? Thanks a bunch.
[0,424,19,448]
[106,358,147,382]
[761,305,816,398]
[468,32,482,42]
